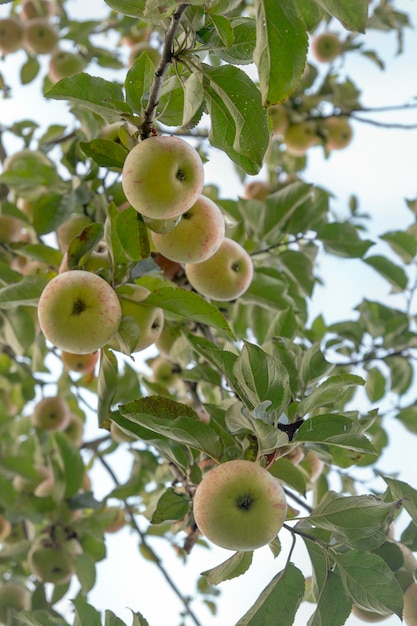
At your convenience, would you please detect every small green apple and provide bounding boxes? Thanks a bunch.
[0,582,31,624]
[61,350,99,375]
[102,506,126,533]
[193,459,287,551]
[108,284,163,354]
[151,355,178,388]
[185,237,253,301]
[0,18,25,55]
[38,270,122,354]
[48,48,86,82]
[122,135,205,220]
[323,116,353,151]
[284,121,319,156]
[23,18,59,54]
[62,414,84,447]
[27,529,82,585]
[151,195,225,264]
[31,396,71,432]
[311,31,342,63]
[12,464,51,493]
[268,103,289,138]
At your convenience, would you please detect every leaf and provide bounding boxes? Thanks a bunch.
[151,487,190,524]
[299,344,334,388]
[0,275,47,309]
[254,0,308,106]
[97,348,118,426]
[201,551,254,585]
[74,552,96,594]
[364,255,408,292]
[103,0,146,17]
[380,230,417,264]
[203,64,270,175]
[116,207,151,261]
[297,374,365,416]
[382,475,417,525]
[53,432,85,499]
[20,56,40,85]
[72,598,102,626]
[334,550,403,618]
[295,413,375,455]
[80,139,128,169]
[365,366,386,403]
[312,0,369,32]
[182,73,204,128]
[67,222,104,269]
[125,53,156,115]
[105,610,128,626]
[317,222,374,258]
[46,74,125,122]
[308,570,352,626]
[268,457,307,495]
[235,562,305,625]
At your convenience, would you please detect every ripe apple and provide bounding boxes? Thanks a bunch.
[31,396,71,432]
[27,529,82,585]
[185,237,253,301]
[404,582,417,625]
[351,605,390,622]
[0,582,31,624]
[48,48,86,82]
[151,195,225,264]
[128,42,161,67]
[108,284,164,354]
[0,215,27,244]
[268,104,289,137]
[38,270,122,354]
[24,18,59,54]
[61,350,99,375]
[284,121,319,156]
[0,18,25,55]
[21,0,53,20]
[193,459,287,551]
[243,181,271,201]
[323,116,353,151]
[311,31,342,63]
[122,135,205,220]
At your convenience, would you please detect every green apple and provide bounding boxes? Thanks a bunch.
[268,104,289,138]
[38,270,122,354]
[151,355,178,388]
[311,31,342,63]
[193,459,287,551]
[56,213,92,251]
[323,116,353,151]
[122,135,205,220]
[62,414,84,447]
[155,326,178,358]
[48,49,86,82]
[102,506,126,533]
[108,284,164,354]
[185,237,253,301]
[351,605,390,622]
[27,530,82,585]
[128,42,161,67]
[0,18,25,55]
[0,215,27,244]
[23,18,59,54]
[21,0,53,20]
[61,350,99,375]
[404,582,417,625]
[0,582,31,624]
[284,121,319,156]
[31,396,71,431]
[151,195,225,264]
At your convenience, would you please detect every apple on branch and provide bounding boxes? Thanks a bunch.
[38,270,122,354]
[193,459,287,551]
[0,18,25,55]
[121,135,205,220]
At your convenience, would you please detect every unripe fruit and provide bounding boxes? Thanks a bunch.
[12,464,51,493]
[151,356,178,388]
[61,350,99,375]
[284,121,319,156]
[28,530,82,585]
[268,104,289,137]
[21,0,53,20]
[0,215,27,244]
[311,32,342,63]
[151,195,225,264]
[48,49,86,82]
[243,181,271,201]
[185,237,253,301]
[0,18,25,55]
[0,582,31,623]
[24,18,59,54]
[323,116,353,151]
[31,396,71,432]
[62,414,84,447]
[102,507,126,533]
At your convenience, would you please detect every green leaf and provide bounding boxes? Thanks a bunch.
[67,222,105,269]
[309,491,399,550]
[295,414,375,455]
[365,366,386,403]
[206,17,256,65]
[182,73,204,127]
[295,0,324,30]
[0,275,47,309]
[74,552,96,594]
[19,612,70,626]
[103,0,145,18]
[364,255,408,292]
[46,73,125,122]
[151,487,190,524]
[382,476,417,526]
[20,56,40,85]
[73,598,102,626]
[268,457,307,495]
[308,569,352,626]
[380,230,417,264]
[125,53,157,115]
[312,0,369,32]
[97,348,119,426]
[232,341,291,414]
[334,550,403,618]
[254,0,308,106]
[387,356,414,395]
[235,562,305,625]
[80,139,128,169]
[105,610,128,626]
[297,374,365,416]
[201,551,254,585]
[317,222,374,258]
[203,64,270,175]
[299,344,334,388]
[53,432,85,499]
[396,405,417,434]
[116,207,151,261]
[144,287,235,339]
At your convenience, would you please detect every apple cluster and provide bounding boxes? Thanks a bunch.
[122,135,254,302]
[0,0,86,83]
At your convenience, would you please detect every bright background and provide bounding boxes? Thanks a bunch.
[1,0,417,624]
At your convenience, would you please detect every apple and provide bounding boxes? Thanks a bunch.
[102,506,126,533]
[122,135,205,220]
[243,181,271,201]
[56,213,92,251]
[151,195,225,264]
[284,121,319,156]
[121,24,151,48]
[323,116,353,151]
[151,356,178,388]
[155,326,178,358]
[110,420,136,443]
[0,514,12,541]
[311,31,342,63]
[12,464,51,493]
[193,459,287,551]
[351,605,390,622]
[108,284,163,354]
[38,270,122,354]
[0,215,27,244]
[404,582,417,625]
[300,451,325,483]
[27,528,82,585]
[61,350,99,375]
[24,18,59,54]
[34,476,55,497]
[185,237,253,301]
[48,48,86,82]
[268,104,289,137]
[31,396,71,432]
[0,582,31,623]
[21,0,53,20]
[62,414,84,447]
[0,18,25,55]
[128,42,161,67]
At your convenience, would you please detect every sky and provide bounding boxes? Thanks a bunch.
[1,0,417,624]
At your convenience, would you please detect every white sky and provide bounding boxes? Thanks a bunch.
[1,1,417,624]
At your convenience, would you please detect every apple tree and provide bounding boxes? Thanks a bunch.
[0,0,417,624]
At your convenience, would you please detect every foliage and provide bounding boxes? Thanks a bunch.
[0,0,416,625]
